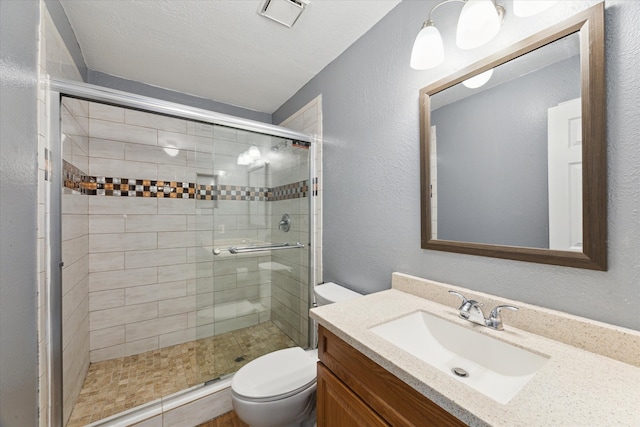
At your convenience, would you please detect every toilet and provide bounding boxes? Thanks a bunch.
[231,282,362,427]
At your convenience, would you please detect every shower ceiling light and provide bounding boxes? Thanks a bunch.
[237,152,251,166]
[237,146,262,165]
[410,0,505,70]
[259,0,310,28]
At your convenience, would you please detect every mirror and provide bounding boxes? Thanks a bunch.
[420,3,606,270]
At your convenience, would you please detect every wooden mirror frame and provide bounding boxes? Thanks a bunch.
[420,3,606,270]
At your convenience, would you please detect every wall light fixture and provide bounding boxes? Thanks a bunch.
[410,0,505,70]
[411,0,560,71]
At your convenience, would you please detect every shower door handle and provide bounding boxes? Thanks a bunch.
[212,242,304,255]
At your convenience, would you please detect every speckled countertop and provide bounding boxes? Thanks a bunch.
[310,274,640,426]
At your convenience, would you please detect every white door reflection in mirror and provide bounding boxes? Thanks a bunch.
[548,97,582,251]
[430,125,438,239]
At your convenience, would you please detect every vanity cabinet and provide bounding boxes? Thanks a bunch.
[317,325,465,427]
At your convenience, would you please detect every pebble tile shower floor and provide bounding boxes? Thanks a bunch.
[66,321,296,426]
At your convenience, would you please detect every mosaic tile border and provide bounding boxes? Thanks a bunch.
[63,160,87,191]
[198,184,270,201]
[83,177,197,199]
[63,160,308,201]
[271,181,309,201]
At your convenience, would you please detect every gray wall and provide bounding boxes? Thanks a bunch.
[0,1,40,426]
[274,0,640,331]
[434,55,580,248]
[87,70,272,123]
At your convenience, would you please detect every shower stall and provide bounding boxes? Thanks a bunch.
[50,80,313,426]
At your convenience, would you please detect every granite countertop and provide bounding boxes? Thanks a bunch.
[310,281,640,426]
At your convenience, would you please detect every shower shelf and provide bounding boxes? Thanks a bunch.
[212,242,304,255]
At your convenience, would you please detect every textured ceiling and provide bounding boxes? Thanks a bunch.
[60,0,401,114]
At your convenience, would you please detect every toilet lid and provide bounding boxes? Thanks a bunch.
[231,347,316,400]
[315,282,362,303]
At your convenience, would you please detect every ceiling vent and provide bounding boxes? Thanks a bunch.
[259,0,310,28]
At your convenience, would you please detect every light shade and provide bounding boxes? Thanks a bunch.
[410,22,444,70]
[513,0,558,17]
[163,145,180,157]
[456,0,501,50]
[237,152,251,165]
[462,69,494,88]
[248,145,262,160]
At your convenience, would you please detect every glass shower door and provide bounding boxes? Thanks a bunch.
[53,80,314,427]
[195,125,311,383]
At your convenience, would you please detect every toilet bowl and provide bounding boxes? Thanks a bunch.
[231,282,362,427]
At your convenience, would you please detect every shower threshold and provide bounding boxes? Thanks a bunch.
[83,377,233,427]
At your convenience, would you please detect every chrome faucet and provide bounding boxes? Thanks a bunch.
[448,290,519,331]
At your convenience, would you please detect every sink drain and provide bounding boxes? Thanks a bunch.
[451,367,469,378]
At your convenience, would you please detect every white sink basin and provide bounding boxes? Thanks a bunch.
[369,311,548,404]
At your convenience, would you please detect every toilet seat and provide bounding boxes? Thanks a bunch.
[232,347,316,402]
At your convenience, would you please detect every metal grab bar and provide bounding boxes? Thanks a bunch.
[212,242,304,255]
[230,242,304,254]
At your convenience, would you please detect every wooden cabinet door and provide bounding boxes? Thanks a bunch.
[318,326,467,427]
[317,363,390,427]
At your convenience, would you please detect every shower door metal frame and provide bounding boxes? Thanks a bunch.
[48,87,64,427]
[50,79,313,142]
[48,78,314,427]
[308,134,318,348]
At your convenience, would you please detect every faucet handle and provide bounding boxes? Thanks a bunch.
[448,290,483,307]
[489,305,519,318]
[487,305,519,330]
[448,290,469,304]
[449,290,484,320]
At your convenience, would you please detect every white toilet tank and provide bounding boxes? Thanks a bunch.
[314,282,362,306]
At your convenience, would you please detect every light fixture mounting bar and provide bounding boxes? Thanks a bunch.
[424,0,504,25]
[426,0,465,23]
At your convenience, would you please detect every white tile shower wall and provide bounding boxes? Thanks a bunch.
[83,102,275,362]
